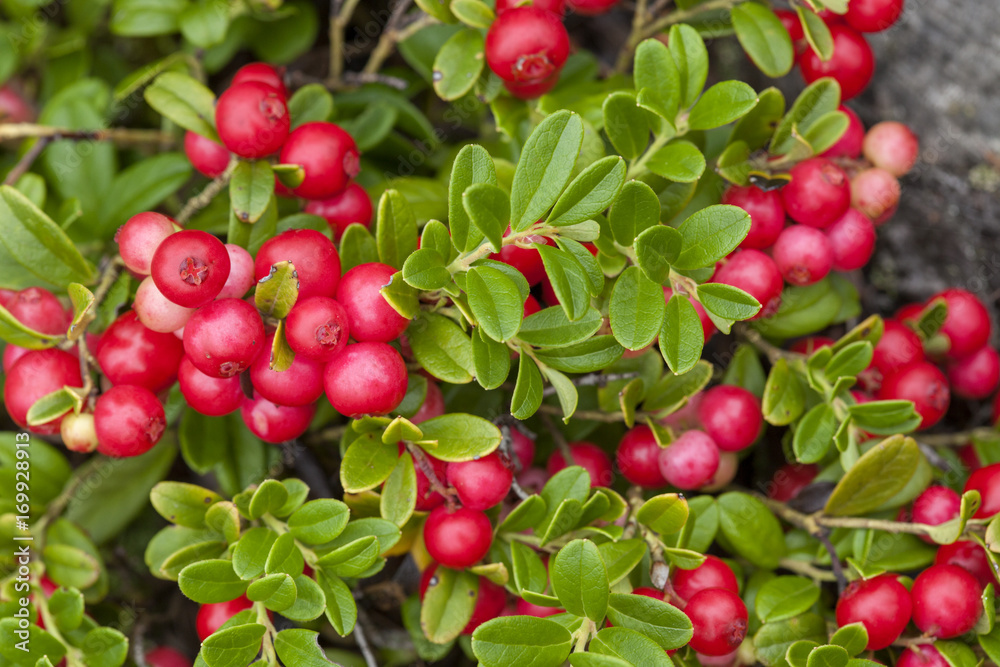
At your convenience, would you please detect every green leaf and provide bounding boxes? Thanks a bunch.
[803,110,850,155]
[201,623,267,667]
[537,244,592,321]
[659,294,703,374]
[848,400,922,436]
[150,482,222,528]
[463,183,509,252]
[674,204,751,270]
[825,435,924,516]
[451,0,494,27]
[731,87,786,151]
[402,248,451,290]
[144,71,218,141]
[473,327,511,390]
[762,358,806,426]
[830,623,869,656]
[825,341,874,380]
[518,306,603,348]
[609,266,666,351]
[376,189,419,269]
[467,265,523,342]
[287,498,350,545]
[646,140,706,183]
[634,38,681,122]
[80,627,129,667]
[254,260,299,320]
[511,352,544,420]
[178,559,248,604]
[232,527,278,580]
[697,282,761,322]
[511,540,549,593]
[408,312,475,383]
[287,84,334,128]
[317,536,380,577]
[551,539,609,622]
[416,413,501,461]
[603,92,650,160]
[265,532,305,577]
[230,160,273,224]
[754,614,828,667]
[248,479,289,520]
[542,366,579,422]
[793,404,838,464]
[754,278,844,342]
[668,24,709,109]
[590,626,673,667]
[717,492,786,568]
[499,493,547,534]
[772,78,840,155]
[339,223,379,272]
[510,110,584,231]
[99,153,192,232]
[381,452,417,527]
[274,628,338,667]
[26,388,80,426]
[534,336,624,374]
[807,646,850,667]
[422,566,478,644]
[341,434,399,493]
[732,3,795,77]
[935,641,979,667]
[42,543,100,590]
[798,7,834,62]
[634,225,682,285]
[472,616,573,667]
[606,593,693,650]
[247,572,297,611]
[548,156,626,227]
[449,144,496,252]
[432,28,485,100]
[687,81,758,131]
[609,180,661,247]
[636,494,689,535]
[48,587,85,633]
[179,0,229,47]
[756,576,820,622]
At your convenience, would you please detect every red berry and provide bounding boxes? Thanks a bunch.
[936,540,1000,590]
[134,276,196,333]
[896,302,924,323]
[420,565,506,634]
[658,430,720,490]
[780,158,851,228]
[947,345,1000,400]
[183,131,230,178]
[789,336,835,355]
[324,342,408,417]
[150,230,231,308]
[7,288,68,337]
[851,167,901,225]
[897,646,949,667]
[447,452,513,510]
[504,73,560,100]
[240,391,316,443]
[566,0,619,13]
[423,506,493,569]
[672,555,739,603]
[145,647,191,667]
[930,289,991,360]
[713,250,783,319]
[249,334,325,407]
[509,429,536,470]
[485,6,570,84]
[685,588,748,657]
[877,362,950,429]
[490,231,548,285]
[835,574,912,650]
[217,244,256,300]
[774,224,835,286]
[616,425,668,487]
[864,121,919,177]
[664,288,716,342]
[911,485,960,543]
[231,62,287,97]
[863,319,924,392]
[697,385,762,452]
[97,311,184,393]
[254,229,342,301]
[178,356,243,416]
[60,412,99,453]
[515,597,562,617]
[965,463,1000,519]
[304,182,373,241]
[4,349,83,434]
[495,0,565,15]
[798,25,875,100]
[215,82,289,159]
[336,262,410,343]
[845,0,904,32]
[523,295,542,317]
[413,453,449,511]
[411,380,445,424]
[774,9,805,44]
[0,84,33,123]
[767,463,818,502]
[822,105,865,158]
[824,209,876,272]
[279,122,360,200]
[196,596,254,641]
[284,296,350,363]
[911,564,982,638]
[546,441,615,487]
[721,185,786,250]
[631,586,665,601]
[183,298,265,378]
[95,385,166,457]
[116,212,176,276]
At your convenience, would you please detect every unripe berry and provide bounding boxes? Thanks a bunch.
[965,463,1000,519]
[279,122,360,200]
[657,430,720,490]
[721,185,786,250]
[616,425,668,487]
[546,441,615,487]
[419,565,506,634]
[911,485,960,543]
[712,250,783,319]
[897,646,949,667]
[685,588,749,657]
[411,380,445,424]
[697,385,762,452]
[134,276,196,333]
[249,334,325,407]
[4,349,84,434]
[95,385,166,457]
[930,289,991,361]
[284,296,350,362]
[845,0,904,32]
[413,452,448,511]
[145,647,192,667]
[822,105,865,158]
[60,412,99,453]
[423,506,493,569]
[196,596,254,641]
[835,574,912,650]
[877,361,950,429]
[485,7,570,84]
[97,311,185,393]
[825,209,876,271]
[215,82,289,159]
[798,25,875,100]
[336,262,410,343]
[672,555,739,603]
[116,212,176,276]
[323,342,408,417]
[935,540,1000,590]
[178,356,244,416]
[566,0,619,15]
[304,182,373,241]
[217,244,256,300]
[183,131,230,178]
[240,391,316,443]
[766,463,818,502]
[911,564,982,638]
[863,121,919,177]
[780,158,851,228]
[231,62,287,97]
[150,230,231,308]
[947,345,1000,400]
[447,452,513,510]
[850,168,901,225]
[704,451,740,491]
[254,229,342,301]
[183,298,265,378]
[495,0,565,16]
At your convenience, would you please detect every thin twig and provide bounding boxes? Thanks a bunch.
[353,611,379,667]
[175,157,238,226]
[0,123,172,146]
[816,530,848,594]
[361,0,416,76]
[539,412,574,464]
[3,136,51,186]
[920,427,997,447]
[405,442,456,506]
[778,558,839,582]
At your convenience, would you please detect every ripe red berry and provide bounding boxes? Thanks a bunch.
[97,311,185,393]
[183,131,231,178]
[413,453,449,511]
[231,62,287,97]
[279,122,360,200]
[523,295,542,317]
[822,105,865,158]
[304,182,373,241]
[773,225,834,286]
[863,319,924,392]
[877,361,949,429]
[196,596,254,641]
[145,647,191,667]
[508,429,536,470]
[936,540,1000,590]
[183,298,265,378]
[215,82,289,159]
[835,574,912,650]
[616,425,668,487]
[150,230,231,308]
[4,349,83,434]
[284,296,350,363]
[850,168,901,225]
[116,212,176,276]
[965,463,1000,519]
[134,276,196,333]
[485,6,570,84]
[672,555,739,603]
[911,564,982,638]
[766,463,818,502]
[911,485,960,543]
[504,73,560,100]
[336,262,410,343]
[60,412,99,453]
[447,452,514,510]
[566,0,619,14]
[825,209,877,272]
[240,391,316,443]
[495,0,565,16]
[947,345,1000,400]
[721,185,786,250]
[897,645,949,667]
[324,342,408,417]
[217,244,256,300]
[930,289,991,361]
[95,385,166,457]
[713,250,783,319]
[249,334,325,407]
[254,229,342,301]
[546,441,615,487]
[685,588,749,657]
[7,287,67,336]
[664,288,716,342]
[178,356,244,416]
[423,506,493,569]
[697,385,762,452]
[798,25,875,100]
[516,597,563,617]
[411,380,445,424]
[658,430,720,490]
[864,121,919,176]
[774,9,805,45]
[420,565,506,633]
[0,84,34,123]
[845,0,904,32]
[780,158,851,228]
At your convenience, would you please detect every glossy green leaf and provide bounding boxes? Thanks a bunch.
[609,266,666,351]
[609,180,661,246]
[603,92,650,160]
[716,492,786,568]
[674,204,751,270]
[825,435,924,516]
[433,28,485,100]
[144,71,218,141]
[510,110,584,231]
[547,156,626,227]
[732,3,795,77]
[551,539,609,621]
[659,294,703,374]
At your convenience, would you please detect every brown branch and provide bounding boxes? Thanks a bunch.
[175,157,238,226]
[0,123,172,146]
[3,136,51,186]
[919,427,998,447]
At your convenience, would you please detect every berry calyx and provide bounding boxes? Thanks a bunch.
[150,230,231,308]
[911,563,982,638]
[657,430,720,490]
[178,356,244,416]
[240,391,316,444]
[877,361,950,430]
[304,182,373,241]
[835,574,912,650]
[336,262,411,343]
[697,385,762,452]
[284,296,351,363]
[254,229,342,301]
[423,506,494,569]
[182,298,265,378]
[798,24,875,100]
[116,212,176,276]
[684,588,749,657]
[672,555,739,603]
[546,441,615,487]
[780,158,851,228]
[279,122,360,200]
[215,81,289,159]
[323,342,408,417]
[712,249,783,319]
[94,385,166,457]
[183,131,231,178]
[616,425,668,487]
[485,6,570,85]
[446,452,513,510]
[721,185,786,250]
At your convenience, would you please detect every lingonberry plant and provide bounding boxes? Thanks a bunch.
[1,2,998,667]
